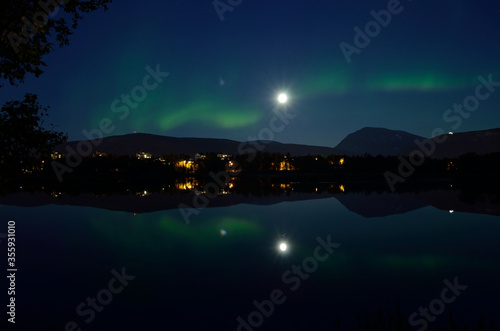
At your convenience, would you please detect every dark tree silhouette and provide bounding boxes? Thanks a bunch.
[0,0,111,87]
[0,0,112,184]
[0,94,67,180]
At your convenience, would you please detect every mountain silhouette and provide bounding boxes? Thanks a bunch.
[55,127,499,158]
[333,127,426,156]
[56,133,338,157]
[406,127,500,158]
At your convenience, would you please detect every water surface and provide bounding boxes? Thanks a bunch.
[1,188,499,330]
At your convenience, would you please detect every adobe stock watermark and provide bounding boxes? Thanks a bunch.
[384,74,500,192]
[65,267,135,331]
[52,64,169,182]
[213,0,243,22]
[236,235,341,330]
[178,105,297,224]
[8,0,70,54]
[339,0,403,64]
[409,277,467,331]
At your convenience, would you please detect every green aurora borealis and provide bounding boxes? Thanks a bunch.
[1,0,499,146]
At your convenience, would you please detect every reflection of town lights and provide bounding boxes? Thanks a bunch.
[279,242,288,252]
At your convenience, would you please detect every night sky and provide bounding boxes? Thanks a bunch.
[1,0,500,147]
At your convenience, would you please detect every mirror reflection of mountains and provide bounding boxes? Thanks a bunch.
[2,186,499,218]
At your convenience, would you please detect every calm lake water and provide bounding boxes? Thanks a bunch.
[1,188,499,330]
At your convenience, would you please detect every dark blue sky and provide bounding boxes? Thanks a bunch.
[1,0,500,147]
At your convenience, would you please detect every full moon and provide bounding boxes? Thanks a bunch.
[277,93,288,104]
[279,242,288,252]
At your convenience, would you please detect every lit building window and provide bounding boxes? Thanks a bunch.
[217,154,232,160]
[51,152,64,160]
[136,151,152,159]
[195,153,206,160]
[279,160,295,171]
[136,190,151,197]
[176,160,196,170]
[93,151,107,157]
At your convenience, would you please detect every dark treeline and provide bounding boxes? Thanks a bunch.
[3,151,500,194]
[2,151,500,199]
[48,151,500,175]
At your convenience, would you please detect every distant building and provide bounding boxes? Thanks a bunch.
[93,151,108,157]
[136,190,151,197]
[175,159,196,171]
[137,151,152,159]
[279,160,295,171]
[51,151,64,160]
[195,153,206,160]
[217,153,231,160]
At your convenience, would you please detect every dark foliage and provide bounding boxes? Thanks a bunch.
[0,93,67,181]
[0,0,111,86]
